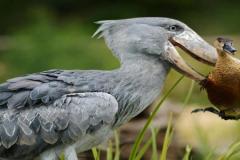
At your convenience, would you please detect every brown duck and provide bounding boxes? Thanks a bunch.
[192,37,240,120]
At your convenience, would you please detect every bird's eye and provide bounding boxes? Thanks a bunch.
[168,25,179,31]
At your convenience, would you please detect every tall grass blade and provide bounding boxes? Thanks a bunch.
[59,153,65,160]
[159,113,173,160]
[218,140,240,160]
[129,76,184,160]
[193,121,213,157]
[183,80,195,106]
[151,126,158,160]
[107,140,113,160]
[135,137,153,160]
[135,127,160,160]
[204,150,214,160]
[182,145,192,160]
[114,131,120,160]
[92,147,99,160]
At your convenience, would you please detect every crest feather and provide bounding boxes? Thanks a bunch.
[92,20,116,39]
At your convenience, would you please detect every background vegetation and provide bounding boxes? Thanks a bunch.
[0,0,240,159]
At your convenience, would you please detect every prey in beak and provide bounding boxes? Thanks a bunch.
[215,37,237,55]
[191,38,240,120]
[165,29,218,82]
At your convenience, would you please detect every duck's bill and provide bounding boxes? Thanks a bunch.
[166,29,218,81]
[223,43,237,54]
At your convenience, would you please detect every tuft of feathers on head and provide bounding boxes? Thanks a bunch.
[92,20,116,39]
[217,37,233,43]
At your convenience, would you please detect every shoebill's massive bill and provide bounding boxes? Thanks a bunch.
[0,17,217,160]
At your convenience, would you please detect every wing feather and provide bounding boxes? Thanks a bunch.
[0,70,68,109]
[0,92,118,149]
[7,91,29,109]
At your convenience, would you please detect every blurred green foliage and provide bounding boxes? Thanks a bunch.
[0,12,119,77]
[1,0,240,34]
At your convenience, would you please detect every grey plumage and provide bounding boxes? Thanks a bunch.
[0,92,118,159]
[0,17,217,159]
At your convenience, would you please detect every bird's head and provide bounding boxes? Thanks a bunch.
[93,17,218,81]
[214,37,237,55]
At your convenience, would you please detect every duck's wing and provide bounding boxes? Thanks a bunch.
[0,92,118,155]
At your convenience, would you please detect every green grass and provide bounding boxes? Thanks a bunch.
[160,113,174,160]
[151,126,158,160]
[106,140,113,160]
[218,140,240,160]
[91,147,100,160]
[113,131,120,160]
[129,76,184,160]
[183,145,192,160]
[134,133,153,160]
[183,80,195,106]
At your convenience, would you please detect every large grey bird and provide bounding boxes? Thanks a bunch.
[0,17,217,160]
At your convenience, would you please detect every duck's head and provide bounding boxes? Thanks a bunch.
[214,37,237,55]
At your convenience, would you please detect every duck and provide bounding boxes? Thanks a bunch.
[192,37,240,120]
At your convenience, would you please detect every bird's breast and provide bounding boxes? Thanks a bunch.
[203,77,237,109]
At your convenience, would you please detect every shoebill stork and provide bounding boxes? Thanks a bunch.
[0,17,217,160]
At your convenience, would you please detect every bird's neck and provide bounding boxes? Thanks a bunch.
[212,51,240,82]
[112,54,170,127]
[215,50,236,69]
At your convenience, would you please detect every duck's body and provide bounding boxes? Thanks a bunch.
[198,38,240,119]
[204,53,240,114]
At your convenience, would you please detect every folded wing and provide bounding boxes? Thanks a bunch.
[0,92,118,150]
